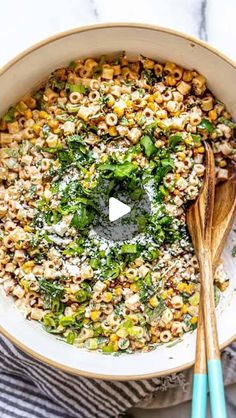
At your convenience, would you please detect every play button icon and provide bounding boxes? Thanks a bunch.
[109,198,131,222]
[92,178,151,242]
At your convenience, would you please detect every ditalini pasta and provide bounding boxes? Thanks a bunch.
[0,54,234,353]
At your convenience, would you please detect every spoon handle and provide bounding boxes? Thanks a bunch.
[208,360,227,418]
[200,248,227,418]
[191,300,207,418]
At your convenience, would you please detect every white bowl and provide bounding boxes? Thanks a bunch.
[0,23,235,380]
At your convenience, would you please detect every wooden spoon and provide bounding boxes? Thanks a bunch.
[191,170,236,418]
[212,166,236,265]
[187,143,228,418]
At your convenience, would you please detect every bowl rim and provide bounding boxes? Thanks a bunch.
[0,22,236,381]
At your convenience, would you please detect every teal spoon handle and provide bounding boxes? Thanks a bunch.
[191,373,208,418]
[208,359,228,418]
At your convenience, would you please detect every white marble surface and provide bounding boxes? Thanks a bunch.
[0,0,235,67]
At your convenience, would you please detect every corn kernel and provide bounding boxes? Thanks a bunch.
[100,155,108,163]
[83,318,89,325]
[177,152,186,160]
[108,126,117,136]
[125,100,133,108]
[161,291,168,299]
[48,120,59,129]
[173,189,181,195]
[22,260,35,273]
[139,100,147,108]
[103,292,113,303]
[185,284,194,294]
[114,106,125,117]
[90,310,101,321]
[153,91,163,103]
[148,95,154,103]
[114,287,122,296]
[112,341,119,352]
[33,124,41,135]
[167,288,174,296]
[19,279,29,292]
[218,160,227,168]
[174,311,182,320]
[149,296,158,308]
[53,128,61,134]
[24,109,32,120]
[181,304,189,314]
[130,283,139,293]
[110,334,118,342]
[107,96,115,107]
[39,111,51,120]
[208,109,217,121]
[147,102,155,111]
[190,317,198,325]
[24,225,32,232]
[196,146,205,154]
[177,283,186,292]
[151,335,158,343]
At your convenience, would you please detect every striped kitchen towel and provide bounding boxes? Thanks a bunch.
[0,334,236,418]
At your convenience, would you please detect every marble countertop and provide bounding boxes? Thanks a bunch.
[0,0,235,67]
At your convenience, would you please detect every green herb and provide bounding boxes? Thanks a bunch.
[192,134,201,144]
[214,286,221,306]
[70,204,95,230]
[139,281,156,303]
[58,149,75,170]
[99,161,137,179]
[3,107,16,123]
[155,159,174,184]
[143,121,158,135]
[93,55,107,76]
[168,133,183,149]
[63,238,85,256]
[198,118,214,133]
[121,244,138,254]
[28,185,37,197]
[102,344,114,353]
[67,83,86,94]
[49,78,66,91]
[147,248,160,260]
[89,258,100,269]
[68,61,77,70]
[217,117,236,130]
[41,146,61,154]
[66,331,76,344]
[140,135,156,157]
[59,316,75,327]
[120,116,129,126]
[102,264,120,280]
[143,69,155,84]
[76,289,90,303]
[149,299,165,321]
[232,245,236,257]
[43,314,56,329]
[39,280,64,306]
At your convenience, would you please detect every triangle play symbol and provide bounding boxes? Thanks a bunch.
[109,197,131,222]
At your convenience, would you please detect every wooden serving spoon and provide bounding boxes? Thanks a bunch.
[187,143,232,418]
[191,162,236,418]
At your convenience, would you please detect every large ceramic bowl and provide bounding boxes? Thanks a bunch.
[0,23,235,380]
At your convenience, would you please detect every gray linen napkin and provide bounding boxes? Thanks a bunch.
[0,334,236,418]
